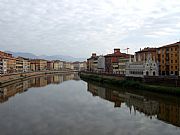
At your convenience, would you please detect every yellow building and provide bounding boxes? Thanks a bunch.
[30,59,47,71]
[156,42,180,76]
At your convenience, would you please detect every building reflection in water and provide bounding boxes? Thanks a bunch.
[87,82,180,127]
[0,73,77,103]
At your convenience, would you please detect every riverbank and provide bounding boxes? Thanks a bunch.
[79,72,180,95]
[0,70,77,87]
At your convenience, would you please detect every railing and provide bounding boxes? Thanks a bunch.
[80,70,125,77]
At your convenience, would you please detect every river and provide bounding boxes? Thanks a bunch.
[0,73,180,135]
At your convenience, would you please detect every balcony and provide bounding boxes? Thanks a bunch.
[166,61,169,65]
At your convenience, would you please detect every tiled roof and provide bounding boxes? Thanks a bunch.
[157,41,180,48]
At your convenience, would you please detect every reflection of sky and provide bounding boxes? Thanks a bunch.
[0,80,180,135]
[0,0,180,57]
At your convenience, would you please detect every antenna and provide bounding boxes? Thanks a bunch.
[124,48,130,54]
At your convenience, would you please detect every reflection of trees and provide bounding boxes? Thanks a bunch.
[87,82,180,127]
[0,74,76,103]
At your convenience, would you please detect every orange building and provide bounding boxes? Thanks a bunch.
[0,51,16,73]
[135,47,157,62]
[156,42,180,76]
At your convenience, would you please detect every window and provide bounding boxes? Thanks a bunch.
[171,60,173,63]
[175,60,177,63]
[175,71,178,75]
[175,66,177,70]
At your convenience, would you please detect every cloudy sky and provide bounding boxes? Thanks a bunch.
[0,0,180,57]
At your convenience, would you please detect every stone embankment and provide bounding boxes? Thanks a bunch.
[0,70,77,87]
[79,71,180,96]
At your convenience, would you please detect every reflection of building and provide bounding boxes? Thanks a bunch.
[0,74,76,103]
[63,74,75,81]
[53,75,62,84]
[0,83,24,103]
[87,82,180,127]
[87,83,124,107]
[158,103,180,127]
[35,77,48,87]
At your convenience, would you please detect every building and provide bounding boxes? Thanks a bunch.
[135,47,156,62]
[156,42,180,76]
[0,58,8,74]
[47,61,54,70]
[64,62,74,70]
[16,57,23,72]
[97,55,105,72]
[22,57,30,72]
[87,53,99,71]
[53,60,64,70]
[7,57,16,73]
[73,61,87,71]
[126,54,159,77]
[0,51,16,73]
[15,57,30,72]
[30,59,47,71]
[104,49,130,74]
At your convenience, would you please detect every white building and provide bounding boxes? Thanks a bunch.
[0,58,8,74]
[97,55,105,71]
[126,54,159,78]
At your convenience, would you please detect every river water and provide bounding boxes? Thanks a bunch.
[0,73,180,135]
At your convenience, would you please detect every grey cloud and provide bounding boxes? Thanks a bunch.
[0,0,180,57]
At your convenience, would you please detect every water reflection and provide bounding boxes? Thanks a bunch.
[0,73,80,103]
[87,82,180,127]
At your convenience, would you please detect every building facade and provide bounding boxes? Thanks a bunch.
[0,58,8,74]
[97,55,105,72]
[135,47,156,62]
[73,61,87,71]
[87,53,99,71]
[126,54,159,77]
[105,49,130,74]
[156,42,180,76]
[30,59,47,71]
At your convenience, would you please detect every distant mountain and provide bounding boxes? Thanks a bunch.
[39,55,86,62]
[5,51,86,62]
[6,51,38,59]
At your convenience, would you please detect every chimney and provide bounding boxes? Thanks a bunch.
[92,53,96,58]
[114,48,120,54]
